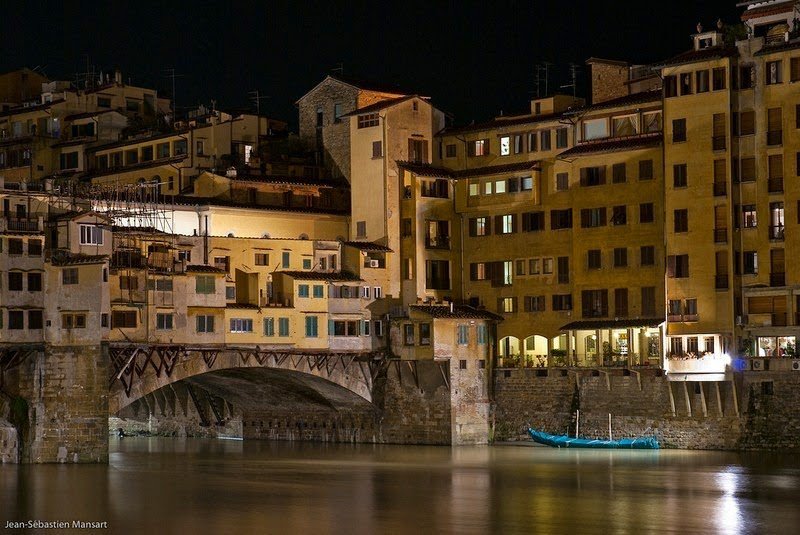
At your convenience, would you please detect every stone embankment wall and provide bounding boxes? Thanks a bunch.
[6,345,108,463]
[493,367,800,450]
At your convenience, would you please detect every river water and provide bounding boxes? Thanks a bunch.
[2,438,800,534]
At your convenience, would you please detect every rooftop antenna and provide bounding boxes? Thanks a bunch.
[249,90,271,150]
[331,63,344,76]
[560,63,581,98]
[533,62,552,98]
[163,68,185,117]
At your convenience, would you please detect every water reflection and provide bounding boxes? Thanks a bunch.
[2,439,800,533]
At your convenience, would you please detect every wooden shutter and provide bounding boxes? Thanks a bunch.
[601,291,609,316]
[581,291,592,318]
[468,218,477,237]
[667,255,676,277]
[580,168,588,187]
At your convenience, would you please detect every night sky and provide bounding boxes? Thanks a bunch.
[4,0,740,126]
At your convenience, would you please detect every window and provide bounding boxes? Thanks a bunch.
[372,140,383,158]
[477,325,487,344]
[615,288,629,317]
[419,323,431,345]
[588,249,602,270]
[667,255,690,278]
[500,135,511,156]
[736,111,755,136]
[673,164,688,187]
[580,207,606,228]
[8,311,23,330]
[374,287,382,299]
[515,259,526,277]
[8,239,22,255]
[457,324,469,345]
[226,286,236,300]
[543,258,553,274]
[540,130,551,151]
[355,221,366,239]
[278,317,290,336]
[425,260,450,290]
[521,176,533,191]
[507,177,519,193]
[684,299,698,320]
[582,290,608,318]
[641,246,655,266]
[303,316,319,338]
[446,144,457,158]
[513,134,523,154]
[404,324,415,345]
[255,253,269,266]
[552,294,573,311]
[27,272,41,291]
[643,112,662,133]
[583,118,608,140]
[672,118,687,142]
[641,287,656,316]
[112,311,137,328]
[483,181,493,195]
[489,261,513,286]
[173,139,188,156]
[60,151,79,170]
[696,70,709,93]
[767,107,783,145]
[313,285,324,298]
[303,258,312,270]
[332,320,359,337]
[791,57,800,82]
[333,103,343,122]
[612,114,638,137]
[551,209,572,229]
[196,315,214,333]
[28,239,42,256]
[766,60,783,85]
[680,72,692,95]
[470,139,488,156]
[28,310,43,330]
[524,295,545,312]
[556,173,569,191]
[362,320,370,336]
[157,142,170,159]
[357,113,379,128]
[195,275,216,294]
[742,205,757,228]
[613,248,628,268]
[556,128,568,148]
[612,163,626,183]
[528,132,537,152]
[611,205,627,226]
[374,320,383,337]
[557,257,569,284]
[298,284,310,298]
[528,259,540,275]
[674,209,688,233]
[263,317,275,336]
[499,297,516,314]
[62,268,79,285]
[8,272,22,291]
[230,318,253,333]
[580,166,606,187]
[664,75,678,97]
[640,203,654,223]
[469,216,490,237]
[712,113,726,150]
[156,313,173,330]
[712,67,726,90]
[62,313,87,329]
[744,251,758,274]
[497,214,515,234]
[521,211,545,232]
[79,224,103,245]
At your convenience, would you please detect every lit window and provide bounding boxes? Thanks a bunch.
[500,136,510,156]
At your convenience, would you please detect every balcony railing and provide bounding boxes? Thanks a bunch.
[769,225,785,240]
[767,130,783,146]
[768,178,784,193]
[712,136,726,151]
[683,313,699,322]
[4,217,41,232]
[425,236,450,249]
[713,182,727,196]
[713,228,728,243]
[770,272,786,287]
[715,274,729,289]
[667,314,683,322]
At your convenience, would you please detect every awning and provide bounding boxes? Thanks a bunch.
[560,317,664,330]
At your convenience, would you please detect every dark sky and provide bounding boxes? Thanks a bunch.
[3,0,739,126]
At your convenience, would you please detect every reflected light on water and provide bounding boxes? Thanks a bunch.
[715,469,742,535]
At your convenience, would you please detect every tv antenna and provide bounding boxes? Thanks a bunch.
[163,68,185,116]
[533,62,552,98]
[560,63,580,98]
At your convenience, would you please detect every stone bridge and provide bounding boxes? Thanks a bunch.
[108,344,388,428]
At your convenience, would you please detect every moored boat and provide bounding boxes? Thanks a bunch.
[527,427,659,449]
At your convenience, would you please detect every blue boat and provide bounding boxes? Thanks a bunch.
[527,427,659,449]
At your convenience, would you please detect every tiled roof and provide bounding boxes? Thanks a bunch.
[50,253,108,266]
[754,38,800,56]
[741,1,795,20]
[63,109,117,121]
[410,305,504,321]
[340,95,418,117]
[656,46,738,68]
[186,265,227,274]
[342,241,392,252]
[277,270,362,282]
[81,155,188,178]
[397,160,539,179]
[576,89,662,113]
[0,99,64,118]
[557,133,662,157]
[226,303,260,309]
[560,317,664,330]
[222,173,344,188]
[439,112,564,136]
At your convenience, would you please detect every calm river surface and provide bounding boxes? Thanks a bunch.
[2,438,800,534]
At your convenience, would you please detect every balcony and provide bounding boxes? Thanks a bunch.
[713,228,728,243]
[768,178,784,193]
[769,225,785,241]
[767,130,783,146]
[770,272,786,287]
[713,182,727,196]
[715,274,729,289]
[4,217,42,233]
[712,136,726,151]
[425,236,450,250]
[667,314,683,322]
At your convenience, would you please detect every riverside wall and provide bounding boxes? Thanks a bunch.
[493,367,800,450]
